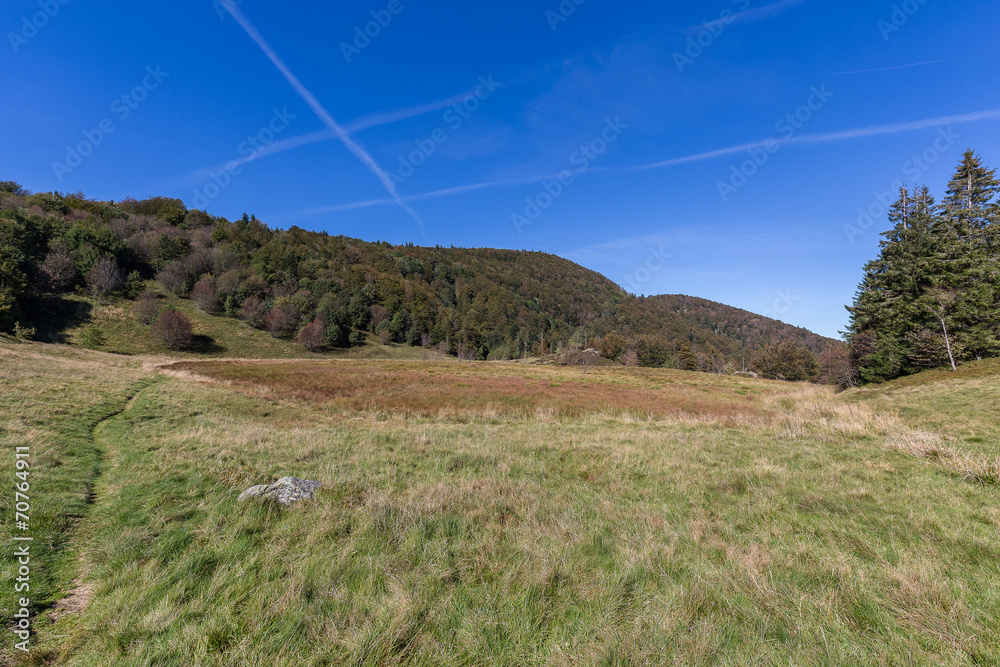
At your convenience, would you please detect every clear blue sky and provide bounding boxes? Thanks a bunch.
[3,0,999,338]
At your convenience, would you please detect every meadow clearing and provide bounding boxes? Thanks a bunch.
[2,342,999,665]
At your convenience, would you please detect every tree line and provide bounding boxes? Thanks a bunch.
[846,149,1000,384]
[0,181,831,380]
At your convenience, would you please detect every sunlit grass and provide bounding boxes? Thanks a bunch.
[4,343,1000,665]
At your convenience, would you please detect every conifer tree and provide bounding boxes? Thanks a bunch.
[943,149,999,234]
[848,150,1000,380]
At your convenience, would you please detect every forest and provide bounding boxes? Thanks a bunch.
[0,181,833,381]
[1,153,997,386]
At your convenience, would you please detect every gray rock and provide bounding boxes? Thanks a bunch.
[238,477,323,507]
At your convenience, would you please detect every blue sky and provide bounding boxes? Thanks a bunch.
[3,0,999,338]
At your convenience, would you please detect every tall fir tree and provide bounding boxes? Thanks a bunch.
[943,149,1000,234]
[849,150,1000,381]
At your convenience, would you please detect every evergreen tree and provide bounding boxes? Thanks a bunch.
[848,151,1000,380]
[943,149,1000,234]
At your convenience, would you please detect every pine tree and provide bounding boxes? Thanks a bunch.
[943,149,1000,234]
[848,152,1000,380]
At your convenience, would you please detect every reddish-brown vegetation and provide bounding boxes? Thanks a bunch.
[163,360,790,421]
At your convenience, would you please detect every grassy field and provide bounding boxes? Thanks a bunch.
[2,342,1000,665]
[846,358,1000,457]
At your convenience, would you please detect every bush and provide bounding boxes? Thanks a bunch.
[39,250,77,291]
[264,302,300,338]
[0,181,27,196]
[13,322,35,343]
[157,262,191,296]
[751,341,820,382]
[85,257,124,299]
[597,333,628,362]
[191,276,219,314]
[818,344,859,390]
[238,295,268,329]
[151,309,194,350]
[297,319,325,352]
[78,325,106,349]
[123,271,145,297]
[183,209,212,227]
[120,196,187,226]
[133,290,163,325]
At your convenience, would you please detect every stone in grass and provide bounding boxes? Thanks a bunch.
[238,477,323,507]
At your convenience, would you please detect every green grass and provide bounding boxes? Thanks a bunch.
[0,344,150,664]
[4,343,1000,665]
[847,358,1000,456]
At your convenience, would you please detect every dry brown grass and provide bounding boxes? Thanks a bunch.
[164,359,810,425]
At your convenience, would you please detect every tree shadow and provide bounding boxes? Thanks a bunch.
[20,295,92,344]
[188,335,226,355]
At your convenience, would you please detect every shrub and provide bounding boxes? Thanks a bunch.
[751,341,820,382]
[818,344,859,390]
[238,295,268,329]
[39,250,77,291]
[78,325,106,349]
[183,209,212,227]
[297,319,325,352]
[151,309,194,350]
[597,333,628,362]
[13,322,35,343]
[157,262,191,296]
[191,276,219,314]
[123,271,145,297]
[0,181,27,196]
[264,302,300,338]
[152,234,191,268]
[85,257,124,299]
[133,290,163,325]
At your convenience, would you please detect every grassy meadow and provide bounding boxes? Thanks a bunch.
[2,341,1000,665]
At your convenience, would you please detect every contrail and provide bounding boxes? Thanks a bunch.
[299,108,1000,214]
[219,0,425,236]
[138,90,479,195]
[345,90,483,133]
[685,0,812,32]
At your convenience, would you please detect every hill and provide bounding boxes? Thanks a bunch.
[0,184,836,376]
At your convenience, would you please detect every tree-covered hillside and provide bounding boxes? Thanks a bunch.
[847,149,1000,383]
[0,183,832,378]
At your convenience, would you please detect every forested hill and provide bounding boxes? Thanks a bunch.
[0,183,835,377]
[638,295,831,355]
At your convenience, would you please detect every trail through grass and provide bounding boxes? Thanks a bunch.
[4,344,1000,665]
